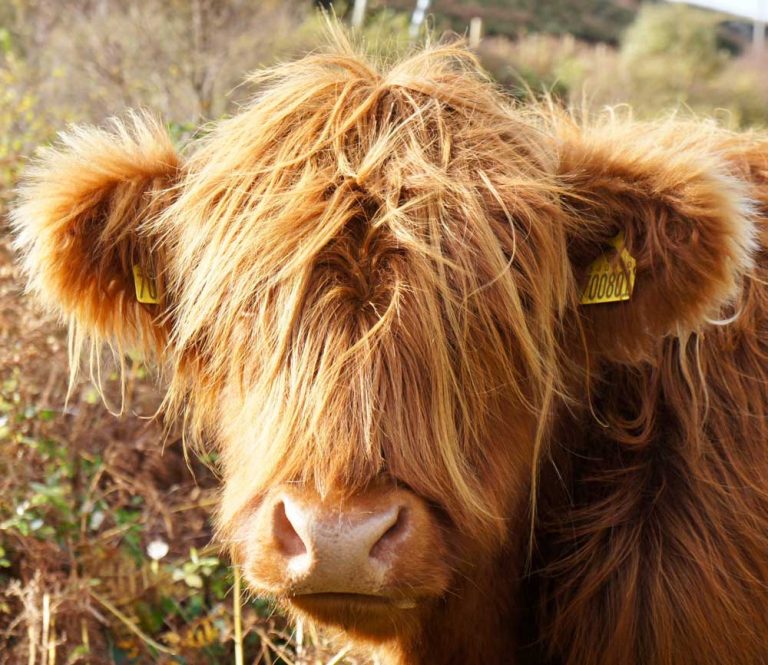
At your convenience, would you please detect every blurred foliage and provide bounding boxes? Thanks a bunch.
[620,4,768,125]
[379,0,644,43]
[479,33,595,100]
[9,0,315,121]
[623,3,728,80]
[0,40,67,211]
[0,0,767,662]
[302,1,415,61]
[479,4,768,128]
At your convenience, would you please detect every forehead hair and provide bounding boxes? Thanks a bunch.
[156,32,572,532]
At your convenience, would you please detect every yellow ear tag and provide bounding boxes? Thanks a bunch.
[579,232,636,305]
[132,265,160,304]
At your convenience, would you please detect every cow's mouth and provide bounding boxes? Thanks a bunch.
[289,592,417,610]
[287,592,420,639]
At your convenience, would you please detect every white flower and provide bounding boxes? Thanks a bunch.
[89,510,105,531]
[146,539,170,561]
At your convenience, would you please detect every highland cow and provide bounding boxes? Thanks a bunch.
[11,31,768,665]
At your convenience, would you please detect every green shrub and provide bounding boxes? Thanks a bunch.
[479,6,768,129]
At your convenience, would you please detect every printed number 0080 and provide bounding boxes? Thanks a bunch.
[585,271,629,301]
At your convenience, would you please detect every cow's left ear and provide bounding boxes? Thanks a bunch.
[556,118,756,362]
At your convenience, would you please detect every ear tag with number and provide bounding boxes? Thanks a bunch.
[579,232,636,305]
[132,265,160,304]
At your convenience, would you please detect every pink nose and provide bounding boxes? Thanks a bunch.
[244,487,437,601]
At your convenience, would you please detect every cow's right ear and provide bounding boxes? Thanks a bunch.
[12,114,181,358]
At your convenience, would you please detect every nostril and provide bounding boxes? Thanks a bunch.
[272,501,307,557]
[369,506,409,560]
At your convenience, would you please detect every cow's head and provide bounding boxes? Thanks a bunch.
[13,35,753,649]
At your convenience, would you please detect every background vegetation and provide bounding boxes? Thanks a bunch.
[1,0,766,663]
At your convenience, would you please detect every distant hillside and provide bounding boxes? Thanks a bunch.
[372,0,648,44]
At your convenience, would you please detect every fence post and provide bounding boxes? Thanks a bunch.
[409,0,431,39]
[351,0,367,28]
[469,16,483,48]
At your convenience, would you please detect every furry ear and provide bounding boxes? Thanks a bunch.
[12,113,181,358]
[556,117,756,362]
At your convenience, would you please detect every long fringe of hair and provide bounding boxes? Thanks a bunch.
[151,29,574,540]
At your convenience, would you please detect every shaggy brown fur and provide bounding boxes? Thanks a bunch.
[11,28,768,665]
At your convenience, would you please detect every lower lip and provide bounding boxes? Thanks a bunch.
[290,593,417,610]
